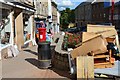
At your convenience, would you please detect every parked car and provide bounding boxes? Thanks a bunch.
[66,27,79,33]
[99,23,112,26]
[66,26,87,33]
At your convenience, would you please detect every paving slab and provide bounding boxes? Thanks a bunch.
[1,46,71,79]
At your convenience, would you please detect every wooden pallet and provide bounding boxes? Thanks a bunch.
[94,55,109,59]
[94,62,114,69]
[94,50,115,69]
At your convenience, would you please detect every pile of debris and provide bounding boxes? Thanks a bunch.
[71,24,120,69]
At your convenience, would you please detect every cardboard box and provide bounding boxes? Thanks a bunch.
[82,32,100,42]
[71,35,108,59]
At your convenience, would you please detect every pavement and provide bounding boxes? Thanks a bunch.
[1,46,71,79]
[1,45,120,79]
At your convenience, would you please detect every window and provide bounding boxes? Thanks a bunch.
[23,13,32,42]
[0,9,11,45]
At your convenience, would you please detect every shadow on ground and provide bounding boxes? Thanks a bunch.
[25,58,74,79]
[50,68,74,79]
[25,58,39,68]
[24,50,38,56]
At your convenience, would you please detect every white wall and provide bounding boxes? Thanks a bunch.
[57,11,60,33]
[57,11,60,24]
[47,0,52,32]
[48,0,52,18]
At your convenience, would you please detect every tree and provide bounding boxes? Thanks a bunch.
[60,8,75,30]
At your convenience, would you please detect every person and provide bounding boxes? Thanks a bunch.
[40,21,45,28]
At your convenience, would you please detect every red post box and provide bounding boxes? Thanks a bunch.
[38,28,46,42]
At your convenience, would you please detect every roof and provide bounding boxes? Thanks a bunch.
[75,2,92,9]
[11,2,35,11]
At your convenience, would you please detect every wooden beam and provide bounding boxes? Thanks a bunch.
[77,56,94,79]
[15,9,24,50]
[94,55,109,59]
[94,62,114,69]
[115,35,120,50]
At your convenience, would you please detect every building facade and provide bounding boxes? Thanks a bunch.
[107,1,120,29]
[0,0,35,59]
[75,2,92,27]
[75,1,120,29]
[34,0,59,33]
[51,1,58,34]
[34,0,48,19]
[57,10,60,33]
[92,2,106,24]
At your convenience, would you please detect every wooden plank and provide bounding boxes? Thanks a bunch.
[109,50,112,63]
[87,24,116,33]
[77,56,84,79]
[106,38,115,43]
[86,56,94,78]
[115,35,120,50]
[94,55,109,59]
[94,63,114,69]
[77,56,94,79]
[94,62,110,66]
[87,24,117,38]
[82,32,100,42]
[15,10,24,50]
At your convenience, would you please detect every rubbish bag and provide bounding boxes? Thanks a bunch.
[107,42,120,59]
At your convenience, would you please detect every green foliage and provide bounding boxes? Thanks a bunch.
[60,8,75,29]
[62,33,81,50]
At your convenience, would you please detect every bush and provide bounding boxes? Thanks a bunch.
[62,32,82,50]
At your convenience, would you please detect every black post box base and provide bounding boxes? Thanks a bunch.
[38,60,51,69]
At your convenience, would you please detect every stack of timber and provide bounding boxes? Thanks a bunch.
[87,24,118,68]
[71,24,119,69]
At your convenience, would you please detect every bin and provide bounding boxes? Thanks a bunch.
[38,42,51,68]
[38,28,46,42]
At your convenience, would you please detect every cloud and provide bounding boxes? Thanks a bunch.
[56,0,74,10]
[56,0,88,10]
[58,7,66,10]
[57,0,74,7]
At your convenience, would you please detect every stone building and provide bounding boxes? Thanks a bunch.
[34,0,59,33]
[75,2,92,27]
[0,0,35,59]
[106,1,120,29]
[75,1,120,29]
[92,2,107,24]
[51,1,58,34]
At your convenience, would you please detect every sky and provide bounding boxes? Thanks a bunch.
[56,0,87,11]
[56,0,120,11]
